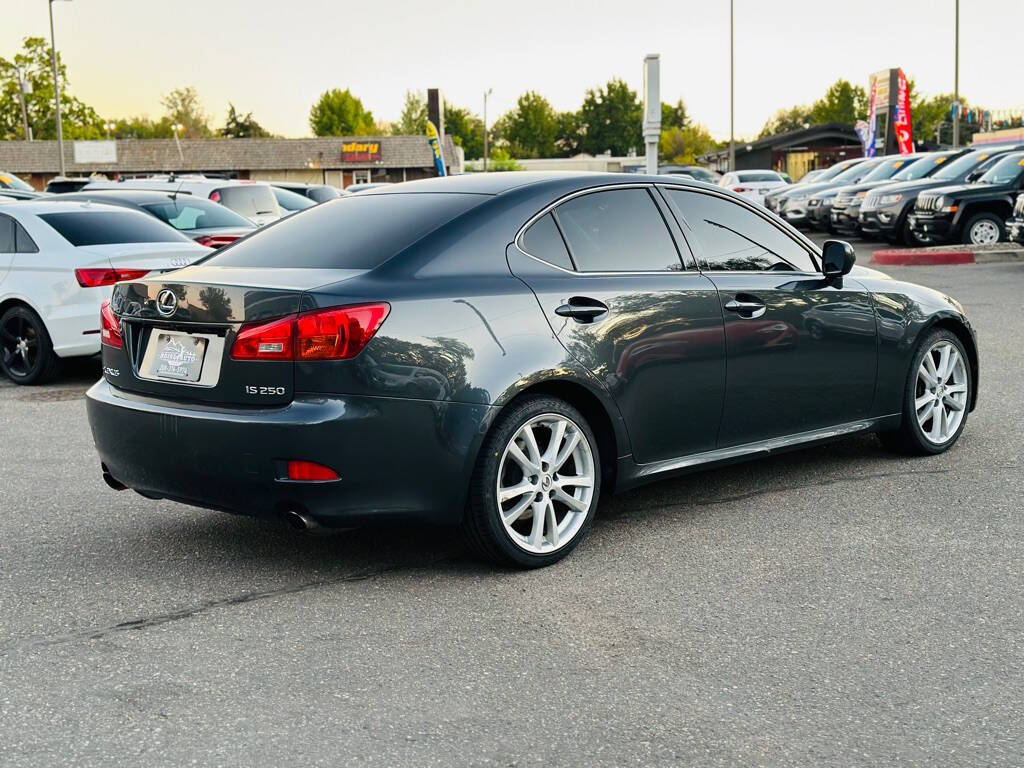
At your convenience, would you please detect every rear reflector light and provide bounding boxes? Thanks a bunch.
[231,303,390,361]
[194,234,240,248]
[100,299,122,348]
[733,186,749,193]
[75,268,150,288]
[209,190,221,203]
[287,460,339,482]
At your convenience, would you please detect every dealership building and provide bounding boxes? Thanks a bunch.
[0,135,464,191]
[702,123,863,180]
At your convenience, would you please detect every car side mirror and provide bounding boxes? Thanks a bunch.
[821,240,856,278]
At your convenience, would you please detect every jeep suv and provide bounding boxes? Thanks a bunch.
[910,151,1024,245]
[860,146,1021,244]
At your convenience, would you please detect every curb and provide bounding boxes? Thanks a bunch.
[871,247,1024,266]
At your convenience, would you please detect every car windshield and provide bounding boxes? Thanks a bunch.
[928,151,993,181]
[815,161,858,182]
[892,154,952,181]
[142,199,253,230]
[978,153,1024,184]
[0,172,34,192]
[832,160,879,183]
[272,186,317,211]
[215,185,279,218]
[862,157,919,182]
[38,210,193,245]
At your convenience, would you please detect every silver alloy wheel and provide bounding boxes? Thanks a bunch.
[496,413,595,554]
[915,340,969,444]
[968,219,1000,245]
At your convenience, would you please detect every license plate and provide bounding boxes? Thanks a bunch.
[152,331,207,382]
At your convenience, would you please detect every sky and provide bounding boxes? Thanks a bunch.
[2,0,1022,142]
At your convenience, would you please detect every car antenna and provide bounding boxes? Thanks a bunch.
[170,177,185,201]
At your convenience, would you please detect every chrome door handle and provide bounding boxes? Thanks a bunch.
[724,299,767,319]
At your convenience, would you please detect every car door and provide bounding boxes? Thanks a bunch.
[661,186,877,447]
[507,185,726,464]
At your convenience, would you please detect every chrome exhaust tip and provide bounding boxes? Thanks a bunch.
[284,509,319,531]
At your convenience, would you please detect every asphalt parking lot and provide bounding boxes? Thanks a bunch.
[2,259,1022,767]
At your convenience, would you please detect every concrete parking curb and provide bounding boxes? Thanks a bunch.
[871,246,1024,266]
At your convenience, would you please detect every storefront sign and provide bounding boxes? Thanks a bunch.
[73,140,117,164]
[341,141,381,163]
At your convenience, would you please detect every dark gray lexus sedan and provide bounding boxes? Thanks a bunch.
[87,173,978,568]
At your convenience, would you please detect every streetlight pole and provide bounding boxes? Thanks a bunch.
[483,88,493,172]
[48,0,68,176]
[728,0,735,172]
[952,0,960,148]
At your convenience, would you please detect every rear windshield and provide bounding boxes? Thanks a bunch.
[215,185,279,218]
[205,192,487,269]
[737,171,783,183]
[142,200,253,230]
[38,210,191,245]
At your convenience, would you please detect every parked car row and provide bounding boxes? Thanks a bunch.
[764,144,1024,246]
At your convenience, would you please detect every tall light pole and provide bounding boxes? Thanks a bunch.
[952,0,960,148]
[728,0,735,172]
[49,0,71,176]
[483,88,493,172]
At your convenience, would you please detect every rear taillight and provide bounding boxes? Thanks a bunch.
[231,315,293,360]
[100,299,122,348]
[733,186,749,193]
[194,234,240,248]
[230,303,390,362]
[75,268,150,288]
[209,190,221,203]
[287,460,339,481]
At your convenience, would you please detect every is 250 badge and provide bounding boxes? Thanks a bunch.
[245,385,286,396]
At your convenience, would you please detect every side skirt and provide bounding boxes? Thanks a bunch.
[614,414,901,492]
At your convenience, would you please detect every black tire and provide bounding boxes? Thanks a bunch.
[898,217,920,246]
[0,305,60,385]
[960,212,1005,245]
[462,395,601,569]
[878,328,971,455]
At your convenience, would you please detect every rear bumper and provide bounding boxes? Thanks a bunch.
[86,379,494,526]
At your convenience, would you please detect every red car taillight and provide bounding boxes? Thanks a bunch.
[209,190,221,203]
[230,303,390,362]
[194,234,240,248]
[733,186,749,193]
[100,299,122,349]
[75,268,150,288]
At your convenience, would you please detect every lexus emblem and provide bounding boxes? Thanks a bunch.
[156,289,178,317]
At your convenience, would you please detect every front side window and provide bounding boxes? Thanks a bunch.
[553,188,682,272]
[38,210,192,246]
[665,189,817,273]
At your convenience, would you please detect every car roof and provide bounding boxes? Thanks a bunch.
[59,189,196,204]
[0,199,148,216]
[362,171,718,197]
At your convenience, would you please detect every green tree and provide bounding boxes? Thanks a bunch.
[484,146,521,171]
[309,88,376,136]
[555,111,581,156]
[576,79,642,156]
[444,103,484,159]
[220,102,271,138]
[493,91,560,158]
[391,90,427,135]
[0,36,104,140]
[908,83,981,146]
[758,105,814,138]
[661,99,690,131]
[161,86,212,137]
[660,123,719,164]
[108,115,174,139]
[810,79,869,125]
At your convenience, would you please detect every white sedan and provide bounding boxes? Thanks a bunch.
[718,170,789,206]
[0,200,210,384]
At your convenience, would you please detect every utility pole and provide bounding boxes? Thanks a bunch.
[953,0,960,148]
[49,0,68,176]
[728,0,735,172]
[15,66,32,141]
[483,88,493,172]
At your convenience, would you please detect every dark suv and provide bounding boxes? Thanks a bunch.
[829,153,934,236]
[910,150,1024,245]
[859,146,1020,244]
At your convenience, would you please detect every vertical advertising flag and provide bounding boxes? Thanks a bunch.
[894,69,914,154]
[425,120,447,177]
[864,74,878,157]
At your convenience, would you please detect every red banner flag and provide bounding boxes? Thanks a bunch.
[894,69,914,154]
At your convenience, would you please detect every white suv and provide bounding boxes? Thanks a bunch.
[84,176,283,227]
[0,200,209,384]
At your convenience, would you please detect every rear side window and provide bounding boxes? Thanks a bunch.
[521,213,573,270]
[554,188,682,272]
[665,189,817,272]
[142,201,252,230]
[0,215,13,252]
[215,185,279,218]
[38,211,191,245]
[206,193,487,269]
[15,220,37,253]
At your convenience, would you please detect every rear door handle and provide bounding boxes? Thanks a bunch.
[724,298,767,319]
[555,297,609,324]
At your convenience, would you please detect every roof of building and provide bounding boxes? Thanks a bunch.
[702,123,862,162]
[0,135,462,174]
